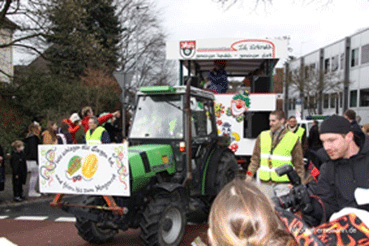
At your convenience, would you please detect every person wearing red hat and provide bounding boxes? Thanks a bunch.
[63,113,82,144]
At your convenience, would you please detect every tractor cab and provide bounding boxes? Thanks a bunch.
[128,85,227,191]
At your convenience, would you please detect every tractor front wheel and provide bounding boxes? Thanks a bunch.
[75,197,118,244]
[140,193,186,246]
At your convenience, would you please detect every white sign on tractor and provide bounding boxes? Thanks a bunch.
[38,143,130,196]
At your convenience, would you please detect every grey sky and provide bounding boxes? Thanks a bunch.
[13,0,368,68]
[156,0,368,67]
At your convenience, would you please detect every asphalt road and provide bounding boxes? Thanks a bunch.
[0,197,209,246]
[0,220,208,246]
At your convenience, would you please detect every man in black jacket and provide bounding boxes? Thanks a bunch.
[303,115,369,226]
[344,109,365,146]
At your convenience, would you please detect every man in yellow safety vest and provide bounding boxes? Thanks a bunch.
[85,116,111,145]
[286,116,308,154]
[245,110,305,198]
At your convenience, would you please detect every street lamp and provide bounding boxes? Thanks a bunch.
[114,71,134,138]
[134,5,148,87]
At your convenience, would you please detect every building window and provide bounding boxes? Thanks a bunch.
[351,48,359,67]
[293,98,296,110]
[350,90,357,107]
[323,94,329,108]
[309,63,316,78]
[324,58,330,74]
[360,89,369,107]
[361,44,369,65]
[339,92,343,108]
[331,55,339,72]
[340,53,345,70]
[330,93,336,108]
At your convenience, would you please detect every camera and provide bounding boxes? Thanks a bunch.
[274,165,313,213]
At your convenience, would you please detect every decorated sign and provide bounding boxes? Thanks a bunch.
[38,143,130,196]
[167,38,288,60]
[215,92,277,156]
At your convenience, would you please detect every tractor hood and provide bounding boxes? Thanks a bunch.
[128,144,176,192]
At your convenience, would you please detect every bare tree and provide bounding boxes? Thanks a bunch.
[288,64,345,116]
[1,0,175,87]
[114,0,176,104]
[212,0,333,10]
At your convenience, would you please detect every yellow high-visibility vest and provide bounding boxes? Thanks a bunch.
[85,126,105,145]
[259,130,298,182]
[294,126,305,141]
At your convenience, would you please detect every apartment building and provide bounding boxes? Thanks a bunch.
[285,27,369,124]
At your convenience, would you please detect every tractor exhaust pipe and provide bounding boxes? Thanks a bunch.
[183,78,192,186]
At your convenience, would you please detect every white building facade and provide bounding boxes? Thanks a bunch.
[285,28,369,124]
[0,18,17,83]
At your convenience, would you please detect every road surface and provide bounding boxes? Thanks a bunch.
[0,197,209,245]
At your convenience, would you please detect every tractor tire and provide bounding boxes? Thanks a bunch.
[75,197,118,244]
[213,150,238,194]
[140,193,186,246]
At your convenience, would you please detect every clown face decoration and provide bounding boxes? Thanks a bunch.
[230,98,248,117]
[226,91,251,122]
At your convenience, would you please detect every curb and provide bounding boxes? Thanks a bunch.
[0,195,55,209]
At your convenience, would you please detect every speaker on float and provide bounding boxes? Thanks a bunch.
[244,111,271,138]
[251,76,270,93]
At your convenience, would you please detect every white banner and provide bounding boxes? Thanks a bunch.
[166,38,288,60]
[38,143,130,196]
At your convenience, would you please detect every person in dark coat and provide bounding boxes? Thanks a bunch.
[0,143,5,191]
[308,120,322,151]
[344,109,365,147]
[24,122,42,197]
[207,60,228,93]
[303,115,369,226]
[99,112,123,143]
[10,140,27,202]
[57,121,73,144]
[304,120,326,173]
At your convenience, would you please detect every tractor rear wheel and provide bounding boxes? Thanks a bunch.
[213,150,238,194]
[75,197,118,244]
[140,193,186,246]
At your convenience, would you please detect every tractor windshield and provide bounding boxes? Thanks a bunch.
[130,95,183,139]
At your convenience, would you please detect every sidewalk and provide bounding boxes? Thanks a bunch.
[0,173,54,208]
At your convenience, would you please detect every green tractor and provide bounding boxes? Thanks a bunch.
[52,84,238,246]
